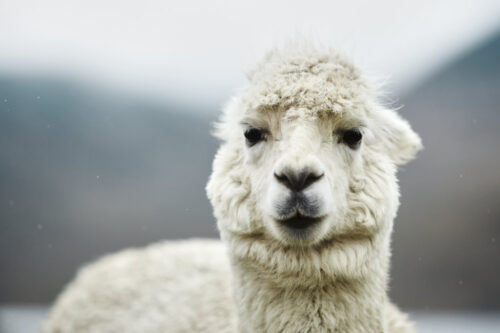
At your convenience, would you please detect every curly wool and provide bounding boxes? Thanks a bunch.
[244,46,366,115]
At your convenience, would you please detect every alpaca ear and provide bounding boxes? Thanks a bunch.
[372,107,422,165]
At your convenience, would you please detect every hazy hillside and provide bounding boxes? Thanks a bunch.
[0,33,499,309]
[391,33,500,309]
[0,79,219,301]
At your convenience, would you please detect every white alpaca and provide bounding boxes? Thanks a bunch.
[41,45,422,333]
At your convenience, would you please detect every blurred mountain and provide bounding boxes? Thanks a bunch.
[0,79,219,302]
[0,32,499,309]
[391,32,500,309]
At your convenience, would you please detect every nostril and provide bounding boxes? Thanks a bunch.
[274,171,293,189]
[274,169,324,192]
[302,172,324,190]
[274,172,288,184]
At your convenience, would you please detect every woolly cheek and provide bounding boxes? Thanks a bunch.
[317,154,351,217]
[343,155,400,235]
[206,144,264,235]
[214,181,262,234]
[242,145,281,217]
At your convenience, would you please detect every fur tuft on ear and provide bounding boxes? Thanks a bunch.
[373,107,422,165]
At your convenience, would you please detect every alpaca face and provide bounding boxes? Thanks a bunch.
[207,47,422,249]
[240,112,357,245]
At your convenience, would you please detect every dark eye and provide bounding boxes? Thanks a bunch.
[244,128,264,146]
[341,128,362,149]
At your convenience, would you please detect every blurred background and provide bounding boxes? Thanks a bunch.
[0,1,499,332]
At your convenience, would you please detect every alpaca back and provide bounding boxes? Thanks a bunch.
[41,239,236,333]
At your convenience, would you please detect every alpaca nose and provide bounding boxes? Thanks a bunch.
[274,168,324,192]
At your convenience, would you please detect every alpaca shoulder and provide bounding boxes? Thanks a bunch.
[41,239,235,333]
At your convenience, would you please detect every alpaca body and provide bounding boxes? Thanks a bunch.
[42,239,414,333]
[43,44,421,332]
[42,240,236,333]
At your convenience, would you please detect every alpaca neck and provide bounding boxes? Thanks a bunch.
[225,234,390,333]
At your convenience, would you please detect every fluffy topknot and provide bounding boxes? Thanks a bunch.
[243,45,370,115]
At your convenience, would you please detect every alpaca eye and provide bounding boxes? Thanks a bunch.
[340,129,362,149]
[244,128,264,146]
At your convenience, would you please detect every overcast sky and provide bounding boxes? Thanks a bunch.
[1,0,499,109]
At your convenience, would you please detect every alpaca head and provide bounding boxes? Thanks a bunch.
[207,46,421,251]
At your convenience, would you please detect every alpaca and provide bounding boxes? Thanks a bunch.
[41,45,422,333]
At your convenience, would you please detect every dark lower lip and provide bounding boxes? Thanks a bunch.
[277,215,322,230]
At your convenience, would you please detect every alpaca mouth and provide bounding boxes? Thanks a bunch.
[277,214,323,230]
